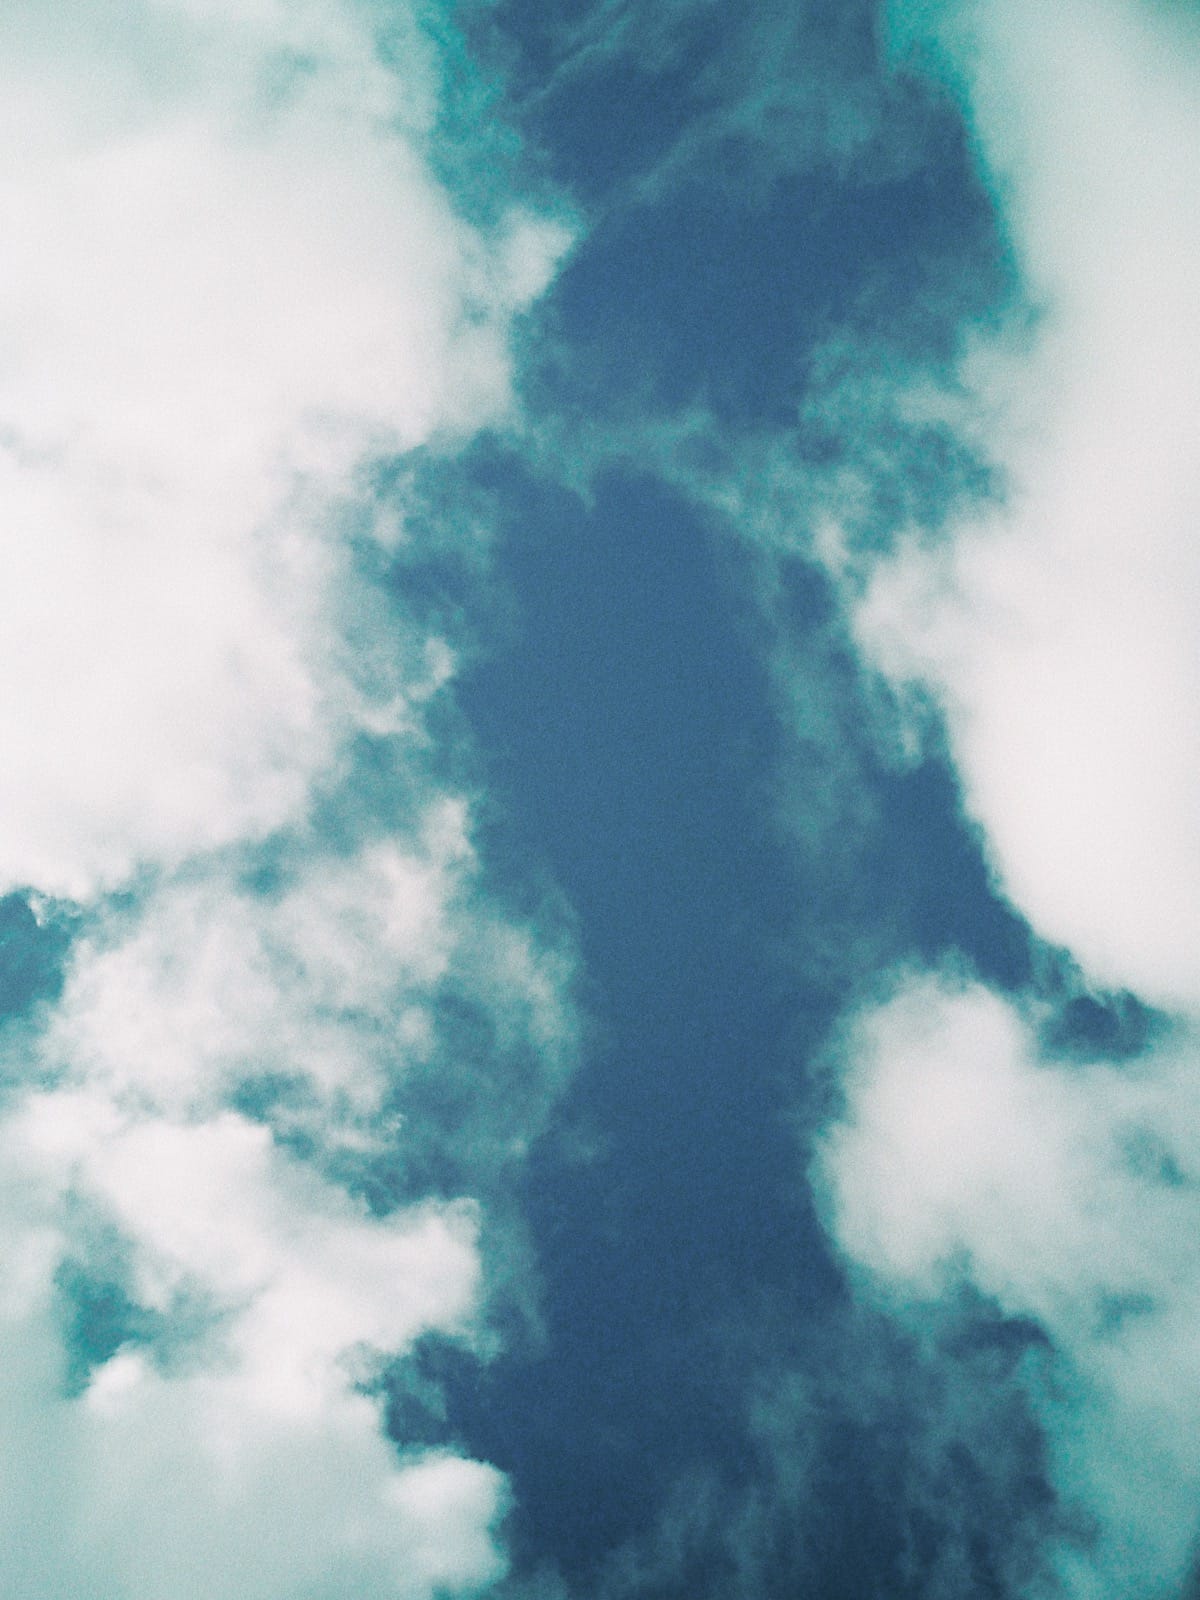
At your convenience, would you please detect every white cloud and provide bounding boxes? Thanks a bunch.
[0,1102,504,1599]
[811,2,1200,1592]
[0,0,569,900]
[0,794,575,1597]
[840,0,1200,1010]
[818,973,1200,1598]
[45,806,474,1124]
[0,2,576,1595]
[0,1305,509,1600]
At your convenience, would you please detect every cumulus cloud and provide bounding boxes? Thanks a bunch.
[0,1096,502,1598]
[811,0,1200,1594]
[3,797,577,1596]
[0,0,569,900]
[837,0,1200,1010]
[0,2,575,1596]
[818,973,1200,1598]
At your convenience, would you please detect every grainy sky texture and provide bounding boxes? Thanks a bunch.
[0,2,1195,1597]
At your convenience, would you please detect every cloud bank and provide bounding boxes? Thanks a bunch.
[0,0,568,901]
[813,0,1200,1594]
[818,974,1200,1597]
[0,3,574,1595]
[840,0,1200,1010]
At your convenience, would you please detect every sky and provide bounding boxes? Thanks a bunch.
[0,1,1195,1597]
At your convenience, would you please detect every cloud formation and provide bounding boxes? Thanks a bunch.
[0,2,574,1595]
[0,0,568,900]
[813,0,1200,1594]
[839,0,1200,1010]
[819,974,1200,1597]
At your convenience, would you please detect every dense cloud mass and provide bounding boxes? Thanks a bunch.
[841,0,1200,1010]
[0,0,568,899]
[818,974,1200,1596]
[814,0,1200,1594]
[0,2,575,1595]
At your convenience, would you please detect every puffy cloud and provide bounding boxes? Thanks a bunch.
[0,1,576,1595]
[837,0,1200,1011]
[0,0,569,900]
[0,797,576,1596]
[0,1111,505,1599]
[818,972,1200,1598]
[811,1,1200,1593]
[46,807,476,1125]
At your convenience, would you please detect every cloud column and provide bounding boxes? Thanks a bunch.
[816,0,1200,1594]
[0,4,574,1596]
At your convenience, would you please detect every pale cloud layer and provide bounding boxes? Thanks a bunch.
[0,2,575,1595]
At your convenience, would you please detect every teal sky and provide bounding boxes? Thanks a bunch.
[0,3,1194,1599]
